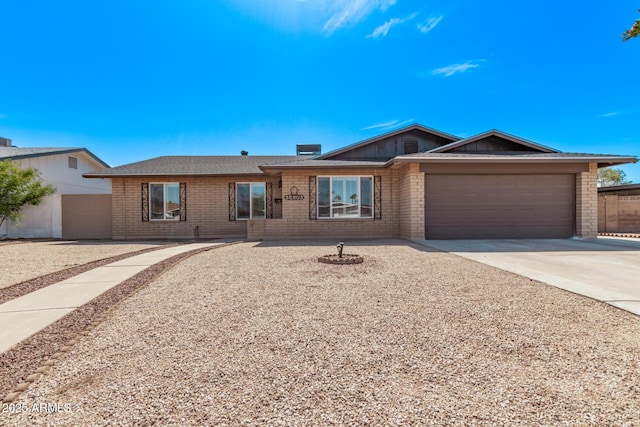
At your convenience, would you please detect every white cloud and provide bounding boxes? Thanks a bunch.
[600,112,619,118]
[367,12,418,38]
[361,118,414,131]
[368,18,402,38]
[432,61,481,77]
[361,120,399,130]
[417,16,442,33]
[323,0,397,34]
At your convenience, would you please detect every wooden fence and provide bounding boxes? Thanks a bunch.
[598,194,640,233]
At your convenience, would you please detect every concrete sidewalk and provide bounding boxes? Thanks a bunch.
[0,242,223,354]
[420,237,640,317]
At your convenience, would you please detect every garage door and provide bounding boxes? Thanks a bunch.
[425,174,575,239]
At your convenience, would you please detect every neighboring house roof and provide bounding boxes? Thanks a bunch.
[429,130,559,153]
[0,147,110,168]
[316,123,460,160]
[387,152,637,168]
[598,183,640,193]
[84,155,309,177]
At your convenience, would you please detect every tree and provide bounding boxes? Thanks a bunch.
[0,160,56,229]
[597,167,632,187]
[622,9,640,41]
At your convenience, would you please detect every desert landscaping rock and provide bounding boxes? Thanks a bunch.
[0,243,221,403]
[2,240,640,425]
[0,240,169,291]
[0,241,177,307]
[317,254,364,264]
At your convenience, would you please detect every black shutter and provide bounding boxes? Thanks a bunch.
[309,176,317,220]
[266,182,273,219]
[374,176,382,220]
[179,182,187,222]
[228,183,236,221]
[141,183,149,222]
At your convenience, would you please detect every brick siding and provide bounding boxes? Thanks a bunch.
[111,176,281,240]
[248,168,395,240]
[111,169,404,240]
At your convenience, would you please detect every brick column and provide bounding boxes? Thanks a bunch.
[576,163,598,238]
[397,163,425,241]
[111,178,126,239]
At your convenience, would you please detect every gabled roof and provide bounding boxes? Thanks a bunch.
[84,155,307,177]
[0,147,109,168]
[387,152,638,168]
[316,123,460,160]
[428,130,559,153]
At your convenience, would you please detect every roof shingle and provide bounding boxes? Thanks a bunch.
[84,155,308,177]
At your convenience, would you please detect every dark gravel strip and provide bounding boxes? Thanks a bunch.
[598,232,640,238]
[0,242,234,400]
[0,244,178,305]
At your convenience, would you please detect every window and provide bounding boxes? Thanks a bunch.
[236,183,266,219]
[68,156,78,169]
[317,177,373,218]
[150,183,180,220]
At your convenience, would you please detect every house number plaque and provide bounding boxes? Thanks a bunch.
[284,186,305,201]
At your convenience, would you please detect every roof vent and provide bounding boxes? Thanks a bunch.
[240,150,248,156]
[296,144,321,156]
[404,140,419,154]
[0,137,12,147]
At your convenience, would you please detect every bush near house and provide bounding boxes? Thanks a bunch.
[0,160,56,230]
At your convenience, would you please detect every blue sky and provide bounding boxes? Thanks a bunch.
[1,1,639,180]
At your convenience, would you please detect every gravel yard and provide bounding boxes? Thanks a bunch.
[4,240,640,425]
[0,241,167,289]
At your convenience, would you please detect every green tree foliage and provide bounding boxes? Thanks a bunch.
[597,167,632,187]
[0,160,56,228]
[622,9,640,41]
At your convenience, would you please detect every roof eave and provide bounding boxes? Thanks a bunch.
[598,183,640,192]
[389,156,638,166]
[83,172,269,178]
[3,148,110,168]
[259,164,388,173]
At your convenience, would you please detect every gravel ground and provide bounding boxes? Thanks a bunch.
[3,240,640,426]
[0,241,167,290]
[0,243,220,405]
[0,244,178,305]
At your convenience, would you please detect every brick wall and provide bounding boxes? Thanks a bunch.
[111,170,396,240]
[576,163,598,238]
[111,176,281,240]
[247,168,395,240]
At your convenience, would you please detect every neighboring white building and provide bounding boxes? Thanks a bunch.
[0,137,111,238]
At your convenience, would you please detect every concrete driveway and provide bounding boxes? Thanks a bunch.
[420,237,640,316]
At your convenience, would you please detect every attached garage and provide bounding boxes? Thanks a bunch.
[424,174,576,239]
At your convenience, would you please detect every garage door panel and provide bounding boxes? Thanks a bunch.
[425,174,575,239]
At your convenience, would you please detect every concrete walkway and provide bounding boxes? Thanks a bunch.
[0,242,223,354]
[420,237,640,317]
